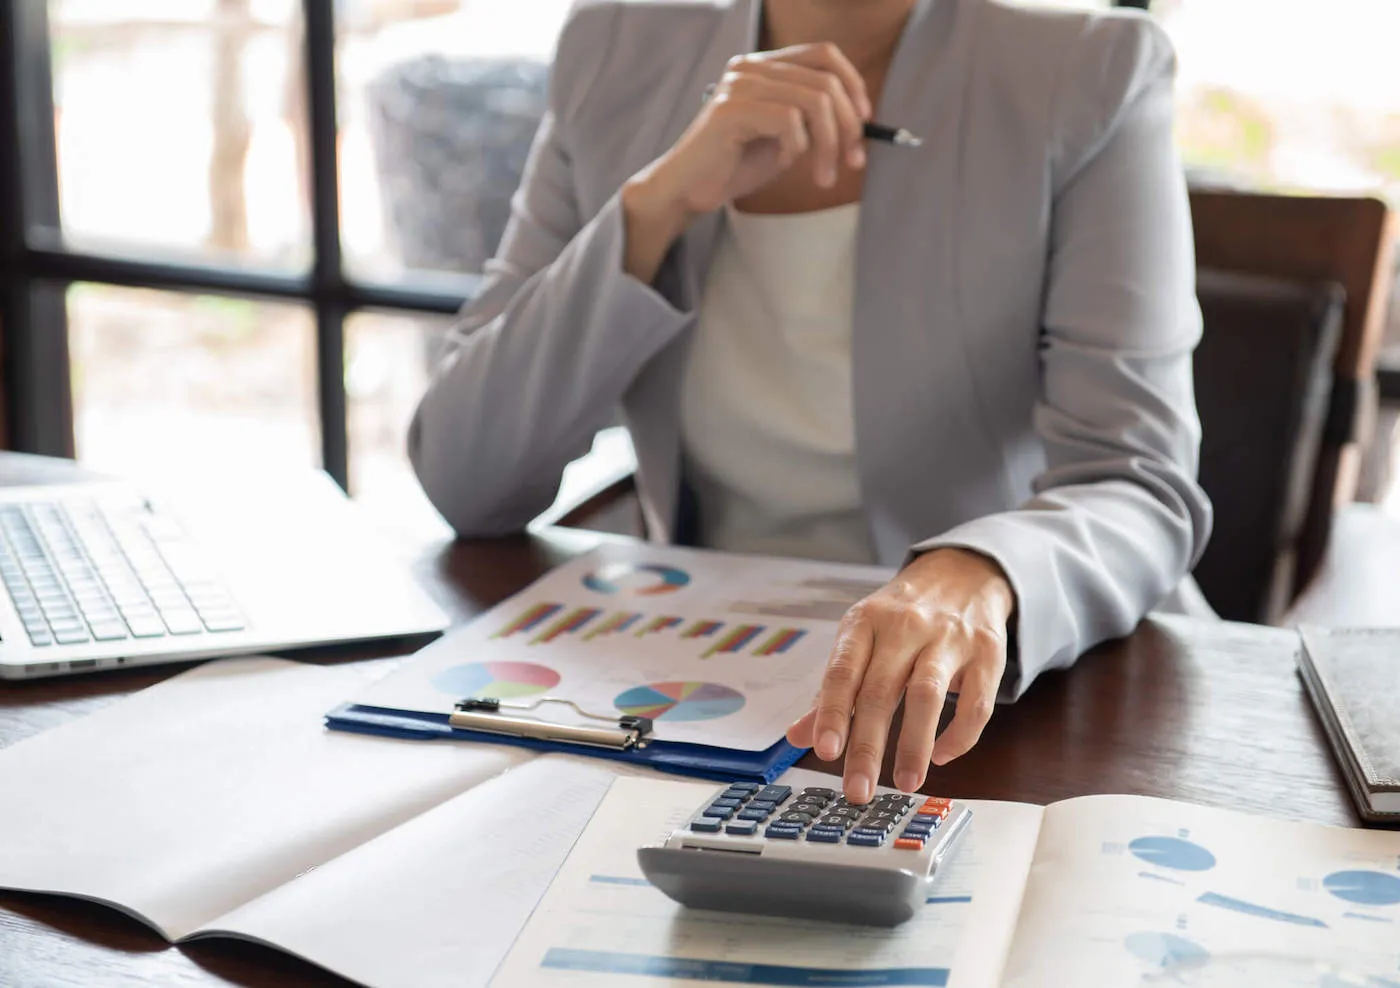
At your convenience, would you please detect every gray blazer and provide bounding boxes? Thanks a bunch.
[409,0,1214,698]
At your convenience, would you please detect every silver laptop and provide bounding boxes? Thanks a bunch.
[0,473,449,679]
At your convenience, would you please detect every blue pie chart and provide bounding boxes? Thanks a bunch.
[1129,836,1216,872]
[1323,870,1400,907]
[1124,932,1209,970]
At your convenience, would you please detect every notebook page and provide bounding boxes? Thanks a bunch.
[203,754,636,988]
[492,777,1044,988]
[1001,794,1400,987]
[0,658,530,940]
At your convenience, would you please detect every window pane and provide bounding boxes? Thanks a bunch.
[70,284,319,476]
[1160,0,1400,205]
[337,0,573,281]
[48,0,311,269]
[346,310,453,541]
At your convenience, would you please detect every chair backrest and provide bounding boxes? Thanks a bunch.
[1189,190,1397,602]
[1192,269,1344,623]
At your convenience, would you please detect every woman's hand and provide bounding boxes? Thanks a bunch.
[620,42,871,283]
[785,548,1016,803]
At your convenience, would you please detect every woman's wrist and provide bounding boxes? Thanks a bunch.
[619,167,695,284]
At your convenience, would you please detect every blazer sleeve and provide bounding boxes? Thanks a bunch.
[407,4,694,537]
[911,15,1213,699]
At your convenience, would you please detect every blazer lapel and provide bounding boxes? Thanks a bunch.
[851,0,982,562]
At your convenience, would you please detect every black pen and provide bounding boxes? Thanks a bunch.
[863,122,923,147]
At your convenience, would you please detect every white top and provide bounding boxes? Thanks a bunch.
[680,202,874,564]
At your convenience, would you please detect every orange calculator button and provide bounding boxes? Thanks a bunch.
[918,798,951,817]
[894,837,925,850]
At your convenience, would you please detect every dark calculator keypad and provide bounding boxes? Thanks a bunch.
[691,784,945,850]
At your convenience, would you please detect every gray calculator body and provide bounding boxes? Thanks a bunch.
[638,782,972,927]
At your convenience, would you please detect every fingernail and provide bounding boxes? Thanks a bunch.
[861,96,874,119]
[817,730,842,760]
[895,769,920,793]
[848,146,866,170]
[848,771,873,804]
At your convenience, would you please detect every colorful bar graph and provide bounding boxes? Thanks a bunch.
[583,611,643,641]
[531,607,602,644]
[680,619,724,640]
[634,615,684,637]
[703,623,766,658]
[755,628,806,656]
[494,601,564,638]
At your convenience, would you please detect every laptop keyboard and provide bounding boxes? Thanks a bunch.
[0,498,246,647]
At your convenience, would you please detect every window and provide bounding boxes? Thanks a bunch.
[1,0,572,533]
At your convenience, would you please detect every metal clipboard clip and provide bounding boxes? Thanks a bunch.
[449,696,654,751]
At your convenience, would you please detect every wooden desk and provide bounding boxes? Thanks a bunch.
[0,460,1359,988]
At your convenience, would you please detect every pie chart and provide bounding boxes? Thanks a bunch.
[431,660,560,699]
[1128,836,1216,872]
[1323,870,1400,907]
[582,562,690,596]
[1124,931,1208,971]
[614,681,745,722]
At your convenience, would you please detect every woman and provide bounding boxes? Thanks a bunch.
[409,0,1213,802]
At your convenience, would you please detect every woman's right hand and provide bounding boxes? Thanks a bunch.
[620,43,872,283]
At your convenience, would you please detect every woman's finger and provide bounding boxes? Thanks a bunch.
[891,642,955,792]
[762,42,872,120]
[723,71,842,185]
[785,707,819,748]
[930,633,1003,765]
[737,58,866,168]
[841,610,924,803]
[811,609,875,761]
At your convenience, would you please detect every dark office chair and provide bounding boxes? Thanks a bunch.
[1189,190,1397,603]
[1190,269,1345,623]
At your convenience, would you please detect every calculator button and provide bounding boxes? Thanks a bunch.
[805,829,842,843]
[902,822,935,838]
[851,827,888,839]
[765,826,801,839]
[726,782,760,793]
[726,820,759,836]
[747,800,779,814]
[710,797,744,809]
[737,808,772,821]
[702,805,736,819]
[847,832,885,847]
[818,814,855,830]
[689,818,723,832]
[825,807,861,820]
[859,816,898,832]
[897,830,928,844]
[894,837,926,850]
[790,801,826,816]
[778,811,815,825]
[918,798,952,817]
[800,787,837,800]
[757,785,792,802]
[879,794,916,807]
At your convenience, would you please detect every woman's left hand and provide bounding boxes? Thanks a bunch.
[785,548,1015,802]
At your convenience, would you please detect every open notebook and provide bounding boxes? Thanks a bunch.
[1,659,1398,988]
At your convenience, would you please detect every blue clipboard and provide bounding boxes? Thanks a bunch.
[324,703,808,784]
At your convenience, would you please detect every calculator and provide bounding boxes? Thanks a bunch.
[637,781,972,927]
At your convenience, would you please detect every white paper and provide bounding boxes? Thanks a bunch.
[492,777,1046,988]
[354,543,895,751]
[1002,795,1400,988]
[0,657,530,940]
[207,754,633,988]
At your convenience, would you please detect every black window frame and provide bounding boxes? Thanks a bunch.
[1,0,1155,491]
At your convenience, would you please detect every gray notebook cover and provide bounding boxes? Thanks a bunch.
[1298,626,1400,822]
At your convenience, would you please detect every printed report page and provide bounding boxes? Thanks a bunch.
[999,795,1400,988]
[492,777,1044,988]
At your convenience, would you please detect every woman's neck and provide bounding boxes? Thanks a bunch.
[761,0,917,78]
